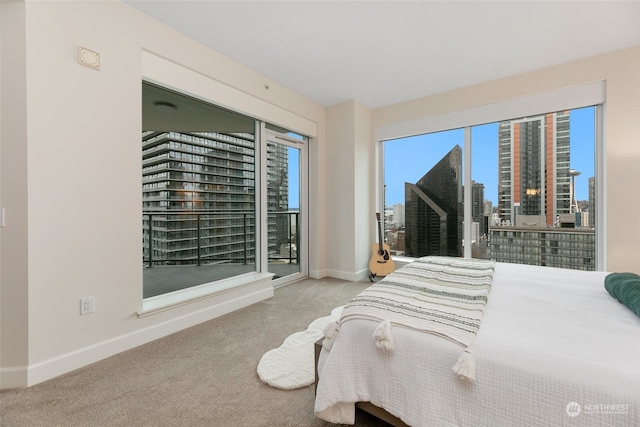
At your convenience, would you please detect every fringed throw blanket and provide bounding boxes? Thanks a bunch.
[323,256,495,381]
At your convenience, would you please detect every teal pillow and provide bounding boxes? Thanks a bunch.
[605,272,640,318]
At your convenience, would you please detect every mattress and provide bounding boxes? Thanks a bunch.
[314,262,640,426]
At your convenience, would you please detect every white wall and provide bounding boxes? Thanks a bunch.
[0,0,30,386]
[372,45,640,274]
[325,101,373,281]
[0,0,326,389]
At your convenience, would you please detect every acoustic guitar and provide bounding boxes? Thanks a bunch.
[369,213,395,281]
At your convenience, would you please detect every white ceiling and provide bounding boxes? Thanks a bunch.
[126,1,640,109]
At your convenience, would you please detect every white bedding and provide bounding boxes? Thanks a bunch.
[314,262,640,426]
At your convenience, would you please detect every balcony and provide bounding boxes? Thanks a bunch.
[143,210,300,298]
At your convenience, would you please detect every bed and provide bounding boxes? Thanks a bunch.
[314,257,640,426]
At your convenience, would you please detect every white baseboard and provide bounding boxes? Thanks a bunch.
[325,268,370,282]
[309,268,327,279]
[1,280,273,390]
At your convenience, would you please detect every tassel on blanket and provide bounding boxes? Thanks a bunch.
[452,348,476,381]
[372,320,394,351]
[322,320,340,350]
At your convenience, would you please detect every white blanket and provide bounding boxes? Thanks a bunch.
[323,256,495,380]
[315,262,640,426]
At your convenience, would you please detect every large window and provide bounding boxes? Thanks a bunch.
[142,83,258,298]
[385,129,464,258]
[142,83,308,299]
[383,106,598,271]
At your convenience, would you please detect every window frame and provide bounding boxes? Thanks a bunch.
[376,81,606,270]
[139,52,314,316]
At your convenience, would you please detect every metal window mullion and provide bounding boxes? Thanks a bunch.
[464,127,472,258]
[595,104,606,271]
[257,121,268,273]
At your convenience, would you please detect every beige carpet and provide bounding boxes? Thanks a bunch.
[0,278,393,427]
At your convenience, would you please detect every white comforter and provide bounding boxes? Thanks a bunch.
[314,262,640,426]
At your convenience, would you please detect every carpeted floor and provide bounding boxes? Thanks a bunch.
[0,278,393,427]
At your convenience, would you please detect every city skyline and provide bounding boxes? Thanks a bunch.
[384,106,595,207]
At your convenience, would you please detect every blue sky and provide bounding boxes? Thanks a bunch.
[384,106,595,206]
[288,146,300,209]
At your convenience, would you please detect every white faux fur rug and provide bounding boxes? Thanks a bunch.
[257,306,343,390]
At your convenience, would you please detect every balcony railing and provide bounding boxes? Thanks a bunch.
[143,210,299,268]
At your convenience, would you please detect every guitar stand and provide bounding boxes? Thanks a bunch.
[369,272,377,282]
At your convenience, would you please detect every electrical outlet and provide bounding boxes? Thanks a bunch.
[80,297,95,315]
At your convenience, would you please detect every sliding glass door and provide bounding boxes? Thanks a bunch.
[265,130,307,286]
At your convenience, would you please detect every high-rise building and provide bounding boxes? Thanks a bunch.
[142,130,288,266]
[490,226,595,271]
[471,181,486,236]
[392,203,405,227]
[497,112,571,226]
[404,145,462,257]
[266,141,292,254]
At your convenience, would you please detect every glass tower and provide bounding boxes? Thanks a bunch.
[404,145,462,258]
[497,112,571,226]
